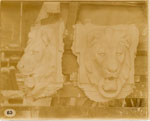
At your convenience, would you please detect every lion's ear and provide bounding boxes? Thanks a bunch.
[85,61,92,73]
[126,25,139,83]
[127,25,139,56]
[87,30,103,48]
[84,53,92,73]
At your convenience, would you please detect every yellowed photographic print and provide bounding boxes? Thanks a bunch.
[0,0,149,120]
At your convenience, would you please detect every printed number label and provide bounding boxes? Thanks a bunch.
[4,109,16,117]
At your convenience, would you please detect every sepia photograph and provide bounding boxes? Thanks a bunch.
[0,0,149,119]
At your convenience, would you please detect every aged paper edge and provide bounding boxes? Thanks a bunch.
[148,0,150,120]
[0,0,148,2]
[0,0,149,120]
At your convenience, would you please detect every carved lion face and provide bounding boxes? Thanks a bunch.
[85,29,131,98]
[73,24,139,102]
[17,27,47,75]
[17,41,46,75]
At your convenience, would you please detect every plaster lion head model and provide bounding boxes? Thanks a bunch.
[72,23,139,102]
[17,22,65,100]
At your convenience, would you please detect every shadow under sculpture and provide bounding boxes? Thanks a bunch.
[72,23,139,102]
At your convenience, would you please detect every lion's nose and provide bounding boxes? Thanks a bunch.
[107,64,118,73]
[108,77,116,80]
[107,68,117,73]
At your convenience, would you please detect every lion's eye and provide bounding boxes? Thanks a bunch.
[116,52,123,56]
[98,52,105,56]
[31,50,39,55]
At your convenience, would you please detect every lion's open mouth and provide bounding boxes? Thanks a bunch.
[102,77,118,92]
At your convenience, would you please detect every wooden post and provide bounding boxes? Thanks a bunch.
[62,2,79,75]
[64,2,79,50]
[20,2,23,47]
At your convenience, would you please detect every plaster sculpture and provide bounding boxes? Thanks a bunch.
[17,2,65,101]
[72,23,139,102]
